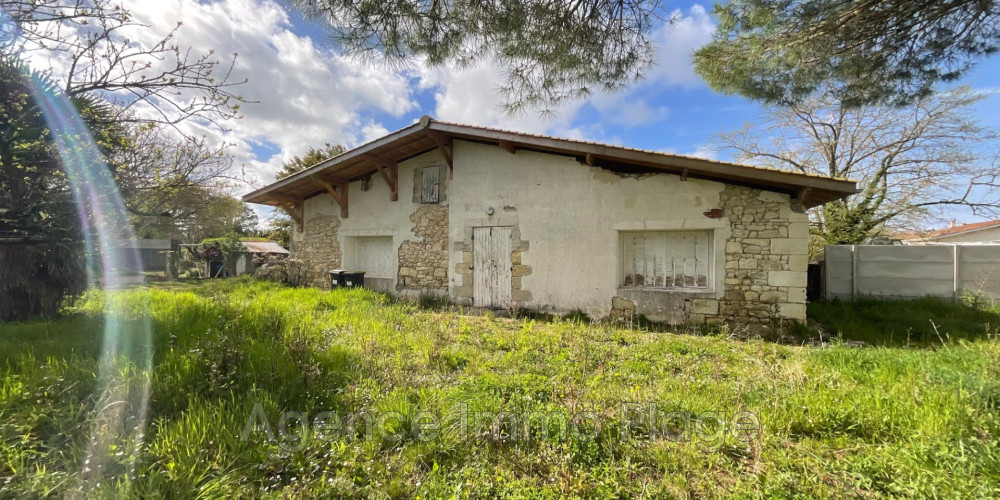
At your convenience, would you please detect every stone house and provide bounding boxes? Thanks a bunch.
[243,117,856,325]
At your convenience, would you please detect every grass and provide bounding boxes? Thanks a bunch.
[0,279,998,498]
[807,297,1000,346]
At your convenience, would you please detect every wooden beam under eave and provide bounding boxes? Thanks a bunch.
[680,168,689,181]
[310,175,349,218]
[426,130,454,179]
[281,201,304,232]
[796,187,811,203]
[499,140,517,154]
[584,153,596,166]
[372,161,398,201]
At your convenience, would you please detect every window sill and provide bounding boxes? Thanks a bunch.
[617,287,716,295]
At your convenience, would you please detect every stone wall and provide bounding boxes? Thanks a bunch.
[397,205,449,291]
[688,185,808,327]
[291,214,341,289]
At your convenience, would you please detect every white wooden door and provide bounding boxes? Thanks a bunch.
[473,226,512,308]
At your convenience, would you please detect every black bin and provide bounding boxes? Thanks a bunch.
[327,269,346,289]
[341,271,366,288]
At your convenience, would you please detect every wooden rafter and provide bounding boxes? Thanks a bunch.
[310,175,349,218]
[371,160,399,201]
[680,168,689,181]
[499,140,517,154]
[584,153,596,166]
[797,187,811,202]
[426,130,454,179]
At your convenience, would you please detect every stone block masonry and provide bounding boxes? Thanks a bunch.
[397,205,449,291]
[687,185,809,327]
[291,214,341,289]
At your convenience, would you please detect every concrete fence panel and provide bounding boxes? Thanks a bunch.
[824,244,1000,301]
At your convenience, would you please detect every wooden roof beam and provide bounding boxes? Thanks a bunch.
[499,140,517,154]
[584,153,596,166]
[279,200,304,232]
[310,175,348,218]
[425,130,454,179]
[371,161,398,201]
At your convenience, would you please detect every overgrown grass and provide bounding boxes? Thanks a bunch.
[808,297,1000,346]
[1,279,998,498]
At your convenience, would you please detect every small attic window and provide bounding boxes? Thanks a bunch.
[421,166,440,203]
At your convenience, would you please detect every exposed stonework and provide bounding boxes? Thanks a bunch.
[291,214,341,289]
[687,185,808,327]
[397,205,449,291]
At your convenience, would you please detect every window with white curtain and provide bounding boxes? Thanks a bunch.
[620,231,712,290]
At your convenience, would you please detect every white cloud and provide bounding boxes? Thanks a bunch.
[118,0,417,189]
[416,4,715,141]
[29,1,716,194]
[646,5,716,88]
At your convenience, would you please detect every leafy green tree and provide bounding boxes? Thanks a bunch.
[713,87,999,251]
[1,0,247,318]
[0,58,116,320]
[267,143,347,248]
[694,0,1000,107]
[275,143,347,180]
[288,0,663,112]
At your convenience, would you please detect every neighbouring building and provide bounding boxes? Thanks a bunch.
[184,240,289,277]
[117,239,177,272]
[901,220,1000,245]
[243,117,856,326]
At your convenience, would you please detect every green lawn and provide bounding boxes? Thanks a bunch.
[1,279,998,498]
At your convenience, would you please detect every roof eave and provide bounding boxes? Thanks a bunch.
[243,117,858,209]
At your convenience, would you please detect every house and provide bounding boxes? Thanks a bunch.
[182,240,289,277]
[902,220,1000,245]
[243,117,857,325]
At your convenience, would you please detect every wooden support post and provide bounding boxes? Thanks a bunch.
[340,181,348,218]
[311,175,349,218]
[390,162,398,200]
[373,161,398,201]
[426,131,454,179]
[499,140,516,154]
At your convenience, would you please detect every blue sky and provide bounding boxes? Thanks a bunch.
[118,0,1000,226]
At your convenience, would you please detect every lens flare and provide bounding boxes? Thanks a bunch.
[19,43,153,495]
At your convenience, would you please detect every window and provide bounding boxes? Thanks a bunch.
[353,236,394,277]
[421,166,440,203]
[620,231,712,289]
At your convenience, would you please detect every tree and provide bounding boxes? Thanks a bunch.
[275,143,346,180]
[713,87,999,249]
[267,143,347,247]
[694,0,1000,107]
[287,0,664,113]
[0,59,98,320]
[1,0,247,318]
[112,123,237,237]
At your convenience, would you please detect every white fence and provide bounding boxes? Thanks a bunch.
[824,244,1000,301]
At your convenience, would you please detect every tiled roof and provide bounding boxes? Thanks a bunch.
[905,220,1000,240]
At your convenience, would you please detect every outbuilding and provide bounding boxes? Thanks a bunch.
[243,117,856,326]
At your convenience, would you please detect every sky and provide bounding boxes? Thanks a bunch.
[113,0,1000,225]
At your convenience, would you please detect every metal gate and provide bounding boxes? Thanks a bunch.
[473,226,512,308]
